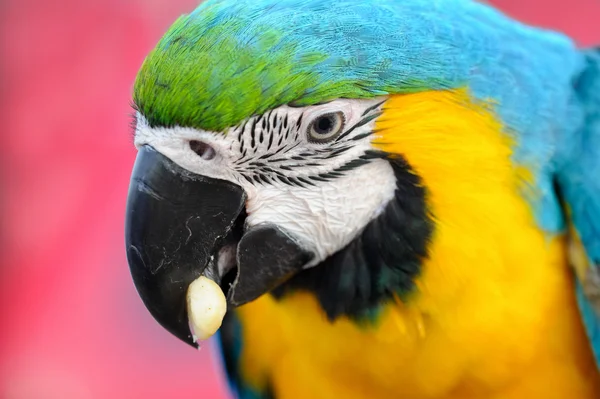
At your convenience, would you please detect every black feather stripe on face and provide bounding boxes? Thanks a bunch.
[272,154,434,321]
[230,104,383,187]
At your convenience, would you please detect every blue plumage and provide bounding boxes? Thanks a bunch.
[557,48,600,363]
[182,0,588,232]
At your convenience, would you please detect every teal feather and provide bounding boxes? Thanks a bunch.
[577,282,600,367]
[556,48,600,367]
[215,313,273,399]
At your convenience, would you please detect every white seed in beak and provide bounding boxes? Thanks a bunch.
[186,276,227,344]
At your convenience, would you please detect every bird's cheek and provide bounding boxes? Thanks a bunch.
[244,184,324,261]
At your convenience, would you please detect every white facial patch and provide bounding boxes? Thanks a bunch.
[134,97,397,266]
[245,159,395,265]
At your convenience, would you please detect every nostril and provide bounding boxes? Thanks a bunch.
[189,140,216,160]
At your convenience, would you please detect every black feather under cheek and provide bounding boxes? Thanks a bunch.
[272,154,434,321]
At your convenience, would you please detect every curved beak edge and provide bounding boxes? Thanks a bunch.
[125,146,246,347]
[125,146,316,348]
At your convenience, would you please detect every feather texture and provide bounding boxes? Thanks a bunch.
[556,47,600,366]
[132,0,600,397]
[133,0,588,231]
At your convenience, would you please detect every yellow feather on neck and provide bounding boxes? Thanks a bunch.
[232,90,600,399]
[373,88,537,328]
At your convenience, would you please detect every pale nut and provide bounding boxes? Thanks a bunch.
[186,276,227,343]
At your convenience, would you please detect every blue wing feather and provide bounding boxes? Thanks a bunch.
[556,47,600,369]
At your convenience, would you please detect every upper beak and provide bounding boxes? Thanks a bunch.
[125,146,313,347]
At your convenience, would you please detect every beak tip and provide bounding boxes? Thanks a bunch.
[125,146,245,349]
[184,335,200,349]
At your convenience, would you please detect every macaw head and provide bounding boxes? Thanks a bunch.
[126,0,576,347]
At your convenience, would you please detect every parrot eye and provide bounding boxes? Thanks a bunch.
[307,112,345,143]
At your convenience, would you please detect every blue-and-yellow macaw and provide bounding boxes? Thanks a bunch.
[124,0,600,397]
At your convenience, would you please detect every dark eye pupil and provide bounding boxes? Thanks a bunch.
[315,116,334,134]
[307,112,344,143]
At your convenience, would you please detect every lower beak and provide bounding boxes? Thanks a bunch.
[125,146,313,347]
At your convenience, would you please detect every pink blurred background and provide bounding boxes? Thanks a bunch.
[1,1,599,398]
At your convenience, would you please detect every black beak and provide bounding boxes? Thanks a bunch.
[125,146,245,346]
[125,146,313,347]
